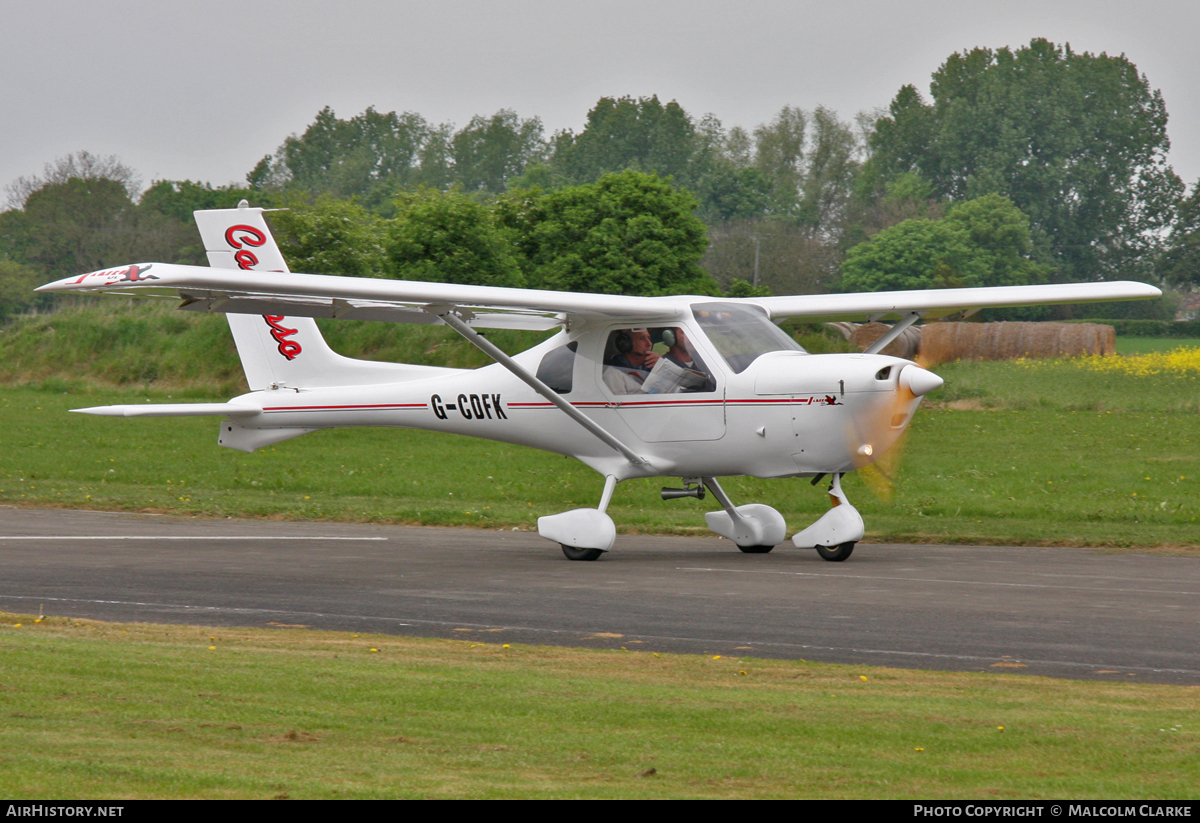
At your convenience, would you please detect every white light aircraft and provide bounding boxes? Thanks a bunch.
[37,203,1160,561]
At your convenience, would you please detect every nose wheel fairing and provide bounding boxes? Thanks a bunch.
[538,507,617,552]
[791,473,864,551]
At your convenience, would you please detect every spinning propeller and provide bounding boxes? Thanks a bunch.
[847,364,943,502]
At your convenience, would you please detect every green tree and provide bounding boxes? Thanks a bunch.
[387,190,524,287]
[699,107,861,294]
[692,164,771,223]
[4,151,141,210]
[139,180,264,222]
[942,194,1048,287]
[844,171,945,248]
[137,180,272,265]
[252,106,549,204]
[841,194,1047,292]
[753,105,807,215]
[509,170,717,295]
[250,106,441,202]
[795,107,860,236]
[413,123,456,194]
[270,198,389,277]
[451,110,546,194]
[551,96,699,186]
[687,115,769,222]
[1160,180,1200,287]
[752,105,861,235]
[724,277,771,297]
[0,260,44,320]
[505,161,570,193]
[841,219,977,292]
[1,177,179,280]
[0,154,202,279]
[867,39,1183,280]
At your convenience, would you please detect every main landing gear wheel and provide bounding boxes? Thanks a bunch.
[815,542,855,562]
[738,544,776,554]
[562,545,604,562]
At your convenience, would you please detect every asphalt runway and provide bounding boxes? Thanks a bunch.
[2,506,1198,685]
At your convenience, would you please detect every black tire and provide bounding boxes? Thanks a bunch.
[815,542,855,562]
[562,545,604,561]
[738,544,776,554]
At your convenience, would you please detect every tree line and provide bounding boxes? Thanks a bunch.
[2,38,1196,322]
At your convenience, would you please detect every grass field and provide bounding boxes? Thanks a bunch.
[2,613,1197,799]
[929,346,1200,414]
[1116,337,1200,354]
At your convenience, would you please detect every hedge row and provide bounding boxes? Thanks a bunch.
[1074,318,1200,337]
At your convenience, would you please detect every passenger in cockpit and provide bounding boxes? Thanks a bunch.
[660,327,715,393]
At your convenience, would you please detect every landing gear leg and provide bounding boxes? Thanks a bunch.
[701,477,787,552]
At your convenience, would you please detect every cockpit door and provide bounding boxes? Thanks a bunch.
[597,324,726,442]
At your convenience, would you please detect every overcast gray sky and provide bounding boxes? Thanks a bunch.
[3,0,1197,199]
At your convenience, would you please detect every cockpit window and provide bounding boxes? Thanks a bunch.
[691,302,806,374]
[536,341,577,394]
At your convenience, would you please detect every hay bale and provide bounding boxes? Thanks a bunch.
[824,321,858,341]
[919,322,1115,366]
[849,322,923,359]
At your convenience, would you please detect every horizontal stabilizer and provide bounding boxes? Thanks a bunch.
[72,403,257,418]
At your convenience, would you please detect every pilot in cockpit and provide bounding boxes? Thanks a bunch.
[603,327,713,395]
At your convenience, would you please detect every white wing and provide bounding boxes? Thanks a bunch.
[36,262,678,329]
[38,262,1160,327]
[749,281,1161,322]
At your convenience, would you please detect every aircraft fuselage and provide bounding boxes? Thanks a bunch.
[221,344,925,482]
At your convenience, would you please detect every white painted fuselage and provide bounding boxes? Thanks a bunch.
[218,329,922,483]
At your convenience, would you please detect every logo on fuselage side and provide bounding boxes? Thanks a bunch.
[431,393,507,421]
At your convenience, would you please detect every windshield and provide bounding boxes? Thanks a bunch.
[691,302,806,373]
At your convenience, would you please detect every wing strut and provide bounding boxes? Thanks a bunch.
[863,312,922,355]
[431,307,647,466]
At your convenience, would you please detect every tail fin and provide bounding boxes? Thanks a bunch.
[194,202,437,390]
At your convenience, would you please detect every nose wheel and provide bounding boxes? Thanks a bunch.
[815,542,855,562]
[562,544,604,561]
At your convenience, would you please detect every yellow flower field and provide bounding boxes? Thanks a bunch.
[1016,345,1200,377]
